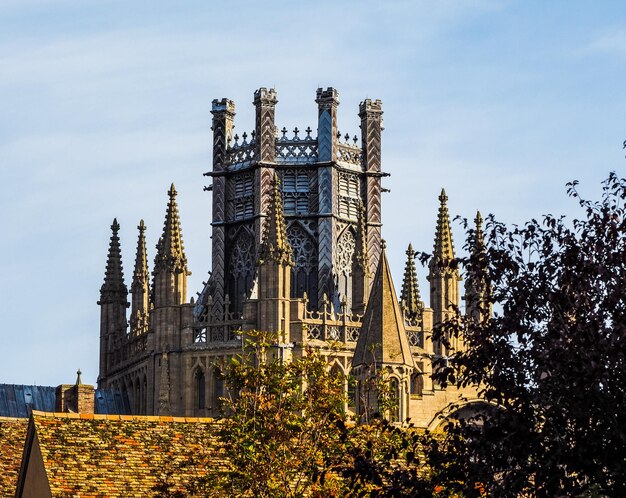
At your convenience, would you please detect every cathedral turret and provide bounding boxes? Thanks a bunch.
[130,220,150,335]
[351,202,370,316]
[97,218,129,386]
[400,243,424,325]
[352,241,414,423]
[428,189,462,355]
[153,184,190,308]
[207,97,235,317]
[359,98,384,277]
[256,174,293,339]
[465,211,491,324]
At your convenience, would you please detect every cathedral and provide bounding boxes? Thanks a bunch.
[96,87,485,428]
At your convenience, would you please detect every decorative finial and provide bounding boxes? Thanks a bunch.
[111,218,120,232]
[381,239,387,250]
[475,210,483,226]
[76,369,82,385]
[439,188,448,203]
[168,183,177,198]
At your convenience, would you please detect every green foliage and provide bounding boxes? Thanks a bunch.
[197,331,349,497]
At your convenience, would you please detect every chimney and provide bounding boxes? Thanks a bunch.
[55,369,95,414]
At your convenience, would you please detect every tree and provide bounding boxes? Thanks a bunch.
[195,331,349,497]
[192,332,453,497]
[429,173,626,497]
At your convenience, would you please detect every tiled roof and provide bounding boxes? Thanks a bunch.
[0,417,28,496]
[29,411,226,496]
[0,384,131,418]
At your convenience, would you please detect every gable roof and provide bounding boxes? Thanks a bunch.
[0,417,29,497]
[352,244,415,368]
[17,411,226,497]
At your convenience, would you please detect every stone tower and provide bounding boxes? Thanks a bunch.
[199,87,385,318]
[96,87,485,427]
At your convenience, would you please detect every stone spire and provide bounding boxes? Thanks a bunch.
[433,189,455,265]
[98,219,128,388]
[352,201,370,315]
[258,174,293,266]
[130,220,150,334]
[99,219,128,304]
[472,211,485,257]
[400,243,423,323]
[154,184,189,274]
[352,240,415,423]
[353,241,414,368]
[465,211,491,323]
[153,184,190,308]
[428,189,462,355]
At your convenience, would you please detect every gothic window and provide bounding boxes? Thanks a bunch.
[330,364,346,412]
[338,172,360,220]
[213,367,225,408]
[229,172,254,220]
[410,372,423,396]
[287,224,318,303]
[141,376,147,414]
[347,375,357,408]
[335,228,356,306]
[282,168,310,215]
[134,379,140,415]
[389,377,400,422]
[195,369,206,410]
[228,230,255,312]
[335,229,356,276]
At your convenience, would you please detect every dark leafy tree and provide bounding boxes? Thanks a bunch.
[429,173,626,497]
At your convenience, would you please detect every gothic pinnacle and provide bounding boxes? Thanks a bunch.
[99,218,128,304]
[474,211,485,252]
[131,219,150,331]
[259,173,293,265]
[154,183,189,275]
[400,243,423,321]
[433,188,455,263]
[466,210,491,322]
[132,220,149,290]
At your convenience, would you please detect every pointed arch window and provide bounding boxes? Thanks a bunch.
[195,369,206,410]
[410,372,423,397]
[389,378,400,422]
[134,380,141,415]
[213,367,225,408]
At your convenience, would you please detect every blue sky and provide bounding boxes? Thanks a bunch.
[1,0,625,386]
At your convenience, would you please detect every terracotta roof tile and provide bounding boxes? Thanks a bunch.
[0,417,28,496]
[30,411,227,496]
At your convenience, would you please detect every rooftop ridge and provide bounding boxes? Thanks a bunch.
[30,410,218,423]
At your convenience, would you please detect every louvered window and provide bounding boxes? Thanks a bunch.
[282,169,309,215]
[338,172,360,220]
[232,173,254,220]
